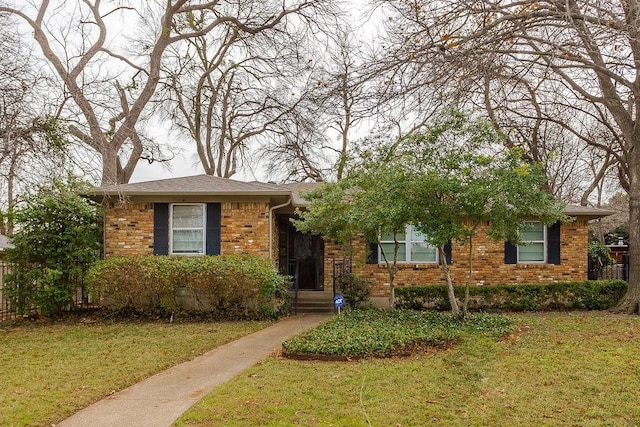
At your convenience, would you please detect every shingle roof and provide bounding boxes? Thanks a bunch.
[90,174,617,220]
[279,182,323,207]
[564,205,616,220]
[92,174,290,196]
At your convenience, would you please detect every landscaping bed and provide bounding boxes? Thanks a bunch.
[282,308,513,359]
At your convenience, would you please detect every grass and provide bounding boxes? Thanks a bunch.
[0,317,269,427]
[176,311,640,426]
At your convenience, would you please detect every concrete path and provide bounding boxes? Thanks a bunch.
[57,313,330,427]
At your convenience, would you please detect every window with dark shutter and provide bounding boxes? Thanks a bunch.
[366,242,379,264]
[153,203,169,255]
[205,203,221,255]
[504,241,517,264]
[547,222,561,265]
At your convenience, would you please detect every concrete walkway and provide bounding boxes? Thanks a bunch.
[57,313,330,427]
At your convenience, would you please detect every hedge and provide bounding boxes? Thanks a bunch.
[85,254,290,319]
[395,280,627,312]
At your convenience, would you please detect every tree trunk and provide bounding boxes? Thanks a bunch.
[463,238,473,318]
[387,264,397,309]
[613,139,640,313]
[100,148,120,186]
[439,246,460,317]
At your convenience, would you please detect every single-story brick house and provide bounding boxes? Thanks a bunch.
[91,174,614,299]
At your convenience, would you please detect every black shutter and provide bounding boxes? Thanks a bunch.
[206,203,222,255]
[547,222,561,265]
[366,242,379,264]
[504,241,517,264]
[153,203,169,255]
[443,241,452,264]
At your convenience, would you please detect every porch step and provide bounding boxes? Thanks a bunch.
[290,291,335,314]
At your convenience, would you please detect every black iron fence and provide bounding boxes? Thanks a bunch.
[0,262,97,321]
[588,253,629,281]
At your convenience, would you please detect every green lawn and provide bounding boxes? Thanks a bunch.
[0,318,270,427]
[176,312,640,426]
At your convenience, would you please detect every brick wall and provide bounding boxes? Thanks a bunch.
[105,200,272,258]
[324,221,590,297]
[221,201,270,257]
[104,202,154,257]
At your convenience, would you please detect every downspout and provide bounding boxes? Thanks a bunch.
[269,197,292,261]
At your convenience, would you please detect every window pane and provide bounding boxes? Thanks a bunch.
[410,228,426,243]
[519,243,544,262]
[173,230,204,254]
[380,232,406,242]
[173,205,204,228]
[521,223,544,241]
[411,242,437,262]
[380,242,406,261]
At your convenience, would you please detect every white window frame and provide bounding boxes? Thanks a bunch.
[517,221,547,264]
[379,225,438,264]
[170,203,206,255]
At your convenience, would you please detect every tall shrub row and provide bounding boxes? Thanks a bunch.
[86,254,290,319]
[395,280,627,312]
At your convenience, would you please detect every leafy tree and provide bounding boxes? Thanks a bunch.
[401,113,565,316]
[4,182,102,316]
[295,132,417,308]
[296,111,564,315]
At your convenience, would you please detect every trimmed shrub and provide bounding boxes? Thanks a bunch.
[340,273,372,309]
[395,280,627,312]
[85,254,290,319]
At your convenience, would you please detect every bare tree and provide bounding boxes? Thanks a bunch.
[307,26,378,180]
[259,22,380,183]
[374,0,640,311]
[0,14,69,232]
[0,0,328,185]
[158,5,317,178]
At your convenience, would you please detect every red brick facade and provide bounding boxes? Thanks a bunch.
[104,202,154,258]
[104,199,590,298]
[324,220,590,297]
[104,200,272,258]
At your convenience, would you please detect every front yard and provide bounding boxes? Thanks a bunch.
[176,312,640,426]
[0,318,270,426]
[3,312,640,426]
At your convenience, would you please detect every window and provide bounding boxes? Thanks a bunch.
[517,221,546,263]
[379,225,437,263]
[170,204,205,254]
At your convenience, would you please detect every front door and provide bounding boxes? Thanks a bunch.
[278,215,324,290]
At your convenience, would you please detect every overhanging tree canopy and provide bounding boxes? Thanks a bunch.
[295,111,565,315]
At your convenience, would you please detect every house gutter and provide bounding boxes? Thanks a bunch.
[268,197,292,261]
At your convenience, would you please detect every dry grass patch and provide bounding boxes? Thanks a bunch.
[0,318,269,426]
[176,312,640,427]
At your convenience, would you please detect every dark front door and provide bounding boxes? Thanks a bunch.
[278,215,324,290]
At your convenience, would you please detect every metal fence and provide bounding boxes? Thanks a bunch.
[0,262,96,321]
[588,253,629,281]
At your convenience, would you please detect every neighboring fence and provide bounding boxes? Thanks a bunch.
[588,253,629,281]
[0,262,97,321]
[0,261,12,320]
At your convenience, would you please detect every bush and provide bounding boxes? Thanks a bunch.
[85,254,290,320]
[395,280,627,312]
[340,273,372,309]
[282,308,512,358]
[588,241,615,279]
[4,184,102,316]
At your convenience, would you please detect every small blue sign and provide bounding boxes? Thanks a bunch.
[334,295,345,308]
